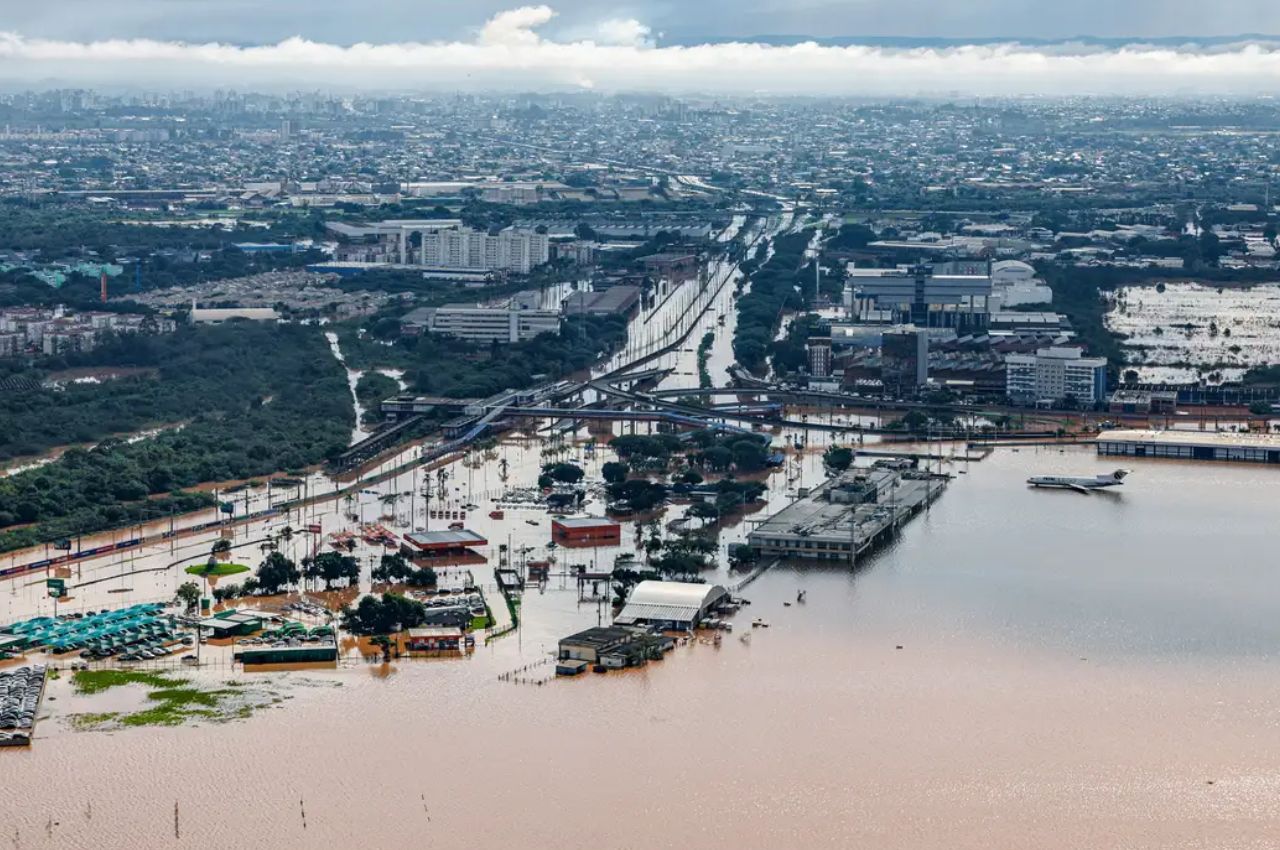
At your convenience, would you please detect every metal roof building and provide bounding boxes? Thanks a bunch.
[404,530,488,552]
[614,581,728,630]
[1097,429,1280,464]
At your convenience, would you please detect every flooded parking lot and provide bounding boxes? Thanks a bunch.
[1106,282,1280,383]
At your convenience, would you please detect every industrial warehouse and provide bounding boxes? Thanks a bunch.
[1097,429,1280,464]
[556,626,674,674]
[613,580,731,630]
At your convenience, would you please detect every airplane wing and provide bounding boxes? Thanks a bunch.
[1069,484,1092,494]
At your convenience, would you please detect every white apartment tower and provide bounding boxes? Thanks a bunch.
[421,227,549,274]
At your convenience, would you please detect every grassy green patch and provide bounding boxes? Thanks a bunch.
[69,712,118,729]
[72,669,185,695]
[71,669,271,729]
[120,687,241,727]
[469,614,491,631]
[185,562,250,577]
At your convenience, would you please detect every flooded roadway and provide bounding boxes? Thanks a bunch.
[6,440,1280,849]
[594,212,791,383]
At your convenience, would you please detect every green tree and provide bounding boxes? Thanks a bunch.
[730,439,768,472]
[175,581,201,612]
[699,445,733,471]
[1199,229,1223,267]
[256,551,300,594]
[687,501,719,521]
[342,593,428,635]
[727,543,757,568]
[406,565,437,588]
[311,551,360,590]
[373,552,413,583]
[823,445,854,473]
[675,468,703,485]
[607,479,668,512]
[714,490,745,514]
[543,462,585,484]
[601,461,630,484]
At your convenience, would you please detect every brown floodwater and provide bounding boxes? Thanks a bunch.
[4,444,1280,848]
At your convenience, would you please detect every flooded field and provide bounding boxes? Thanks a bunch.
[5,441,1280,848]
[1107,282,1280,383]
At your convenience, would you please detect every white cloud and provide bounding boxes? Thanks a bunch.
[478,5,555,47]
[591,19,653,47]
[1,7,1280,94]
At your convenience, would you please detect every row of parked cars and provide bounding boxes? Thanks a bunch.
[117,636,195,663]
[237,634,330,648]
[283,601,329,618]
[420,591,486,617]
[0,665,46,744]
[80,633,193,662]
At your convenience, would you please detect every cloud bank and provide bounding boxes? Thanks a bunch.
[3,5,1280,94]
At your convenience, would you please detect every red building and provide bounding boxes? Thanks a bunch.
[403,627,473,653]
[552,517,621,547]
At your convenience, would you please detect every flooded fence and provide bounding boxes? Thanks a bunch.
[496,655,554,686]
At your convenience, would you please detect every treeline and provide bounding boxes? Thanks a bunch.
[0,251,322,312]
[0,202,321,258]
[732,231,813,373]
[0,323,342,461]
[0,323,352,551]
[0,203,327,308]
[339,314,629,399]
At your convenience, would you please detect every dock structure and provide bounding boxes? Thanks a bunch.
[747,462,948,562]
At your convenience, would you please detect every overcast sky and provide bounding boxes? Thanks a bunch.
[7,0,1280,43]
[4,2,1280,94]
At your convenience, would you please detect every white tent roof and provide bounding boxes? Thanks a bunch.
[615,580,727,625]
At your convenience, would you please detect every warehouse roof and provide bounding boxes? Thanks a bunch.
[552,516,619,529]
[405,529,487,548]
[406,627,464,639]
[615,581,727,626]
[1099,429,1280,449]
[559,626,636,649]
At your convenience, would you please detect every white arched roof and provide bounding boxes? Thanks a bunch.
[615,580,728,625]
[992,259,1036,283]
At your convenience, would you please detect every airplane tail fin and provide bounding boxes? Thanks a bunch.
[1110,469,1130,482]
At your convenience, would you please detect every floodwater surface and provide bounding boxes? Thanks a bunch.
[5,446,1280,849]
